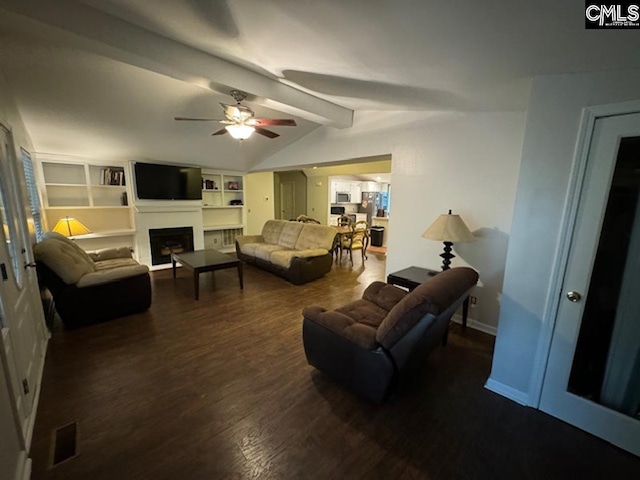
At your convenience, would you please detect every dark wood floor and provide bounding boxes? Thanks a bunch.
[30,253,640,479]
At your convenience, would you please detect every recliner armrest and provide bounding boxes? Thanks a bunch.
[236,235,263,247]
[87,247,133,262]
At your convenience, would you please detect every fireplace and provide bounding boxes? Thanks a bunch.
[149,227,194,265]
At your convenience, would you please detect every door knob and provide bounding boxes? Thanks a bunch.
[566,291,582,302]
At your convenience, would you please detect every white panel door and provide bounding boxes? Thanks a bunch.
[540,112,640,456]
[0,124,47,446]
[280,182,295,220]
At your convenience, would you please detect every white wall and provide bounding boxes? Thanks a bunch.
[245,172,274,234]
[306,174,329,223]
[488,69,640,404]
[253,110,526,332]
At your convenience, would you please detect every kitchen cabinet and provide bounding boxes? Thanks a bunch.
[351,183,362,202]
[360,181,381,192]
[330,180,362,204]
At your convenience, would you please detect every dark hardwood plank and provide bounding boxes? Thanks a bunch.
[29,253,640,479]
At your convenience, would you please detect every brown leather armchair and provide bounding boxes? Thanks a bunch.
[302,267,479,403]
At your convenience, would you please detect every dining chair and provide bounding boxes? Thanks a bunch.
[335,215,354,261]
[341,220,369,263]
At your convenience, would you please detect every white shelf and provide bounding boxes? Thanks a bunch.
[45,205,130,210]
[44,183,86,187]
[224,190,243,193]
[68,229,136,239]
[91,184,126,188]
[202,205,243,209]
[203,224,244,232]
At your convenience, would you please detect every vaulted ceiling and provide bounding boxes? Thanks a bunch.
[0,0,639,171]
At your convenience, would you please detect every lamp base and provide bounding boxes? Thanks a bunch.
[440,241,455,271]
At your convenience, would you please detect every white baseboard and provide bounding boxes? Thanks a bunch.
[451,314,497,336]
[485,378,530,406]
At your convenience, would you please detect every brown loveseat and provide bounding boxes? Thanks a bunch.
[235,219,337,285]
[302,267,479,403]
[34,232,152,327]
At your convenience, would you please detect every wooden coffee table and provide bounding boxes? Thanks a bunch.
[172,249,243,300]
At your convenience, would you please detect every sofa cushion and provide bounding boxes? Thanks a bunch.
[262,220,287,244]
[270,248,328,269]
[76,264,149,288]
[294,224,337,251]
[43,231,96,266]
[302,304,383,349]
[254,244,290,262]
[362,281,408,311]
[376,267,479,349]
[33,236,96,285]
[238,242,263,257]
[335,299,389,329]
[94,258,143,270]
[278,221,304,249]
[88,247,133,262]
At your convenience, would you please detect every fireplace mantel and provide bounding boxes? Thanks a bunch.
[135,205,201,214]
[133,204,204,269]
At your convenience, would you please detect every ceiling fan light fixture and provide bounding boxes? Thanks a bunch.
[225,124,255,140]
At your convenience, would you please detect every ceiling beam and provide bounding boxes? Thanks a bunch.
[0,0,353,128]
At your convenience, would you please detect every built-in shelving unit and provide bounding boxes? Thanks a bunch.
[201,170,245,253]
[35,159,248,256]
[37,155,135,250]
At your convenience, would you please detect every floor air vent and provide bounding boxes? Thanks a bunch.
[51,422,78,466]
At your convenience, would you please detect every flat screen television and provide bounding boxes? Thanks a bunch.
[134,162,202,200]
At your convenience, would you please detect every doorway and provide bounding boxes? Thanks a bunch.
[540,112,640,456]
[280,182,295,220]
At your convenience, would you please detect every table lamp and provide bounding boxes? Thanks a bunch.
[52,217,91,237]
[422,210,475,270]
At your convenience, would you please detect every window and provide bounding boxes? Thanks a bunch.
[21,148,44,241]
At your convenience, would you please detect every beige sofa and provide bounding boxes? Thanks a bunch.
[34,232,152,327]
[235,220,337,284]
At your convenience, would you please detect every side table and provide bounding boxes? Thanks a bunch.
[386,266,470,328]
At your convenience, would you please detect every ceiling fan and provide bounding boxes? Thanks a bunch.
[174,90,297,140]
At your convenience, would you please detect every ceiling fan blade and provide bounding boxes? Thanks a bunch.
[212,128,228,136]
[175,116,221,122]
[255,127,280,139]
[251,118,297,127]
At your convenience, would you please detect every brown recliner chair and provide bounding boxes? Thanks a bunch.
[302,267,479,403]
[34,232,152,327]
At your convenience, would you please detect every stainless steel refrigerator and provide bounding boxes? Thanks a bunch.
[358,191,388,224]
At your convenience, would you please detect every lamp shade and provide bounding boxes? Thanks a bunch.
[422,211,475,243]
[225,124,255,140]
[52,217,91,237]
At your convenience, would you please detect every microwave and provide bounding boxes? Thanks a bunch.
[336,192,351,203]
